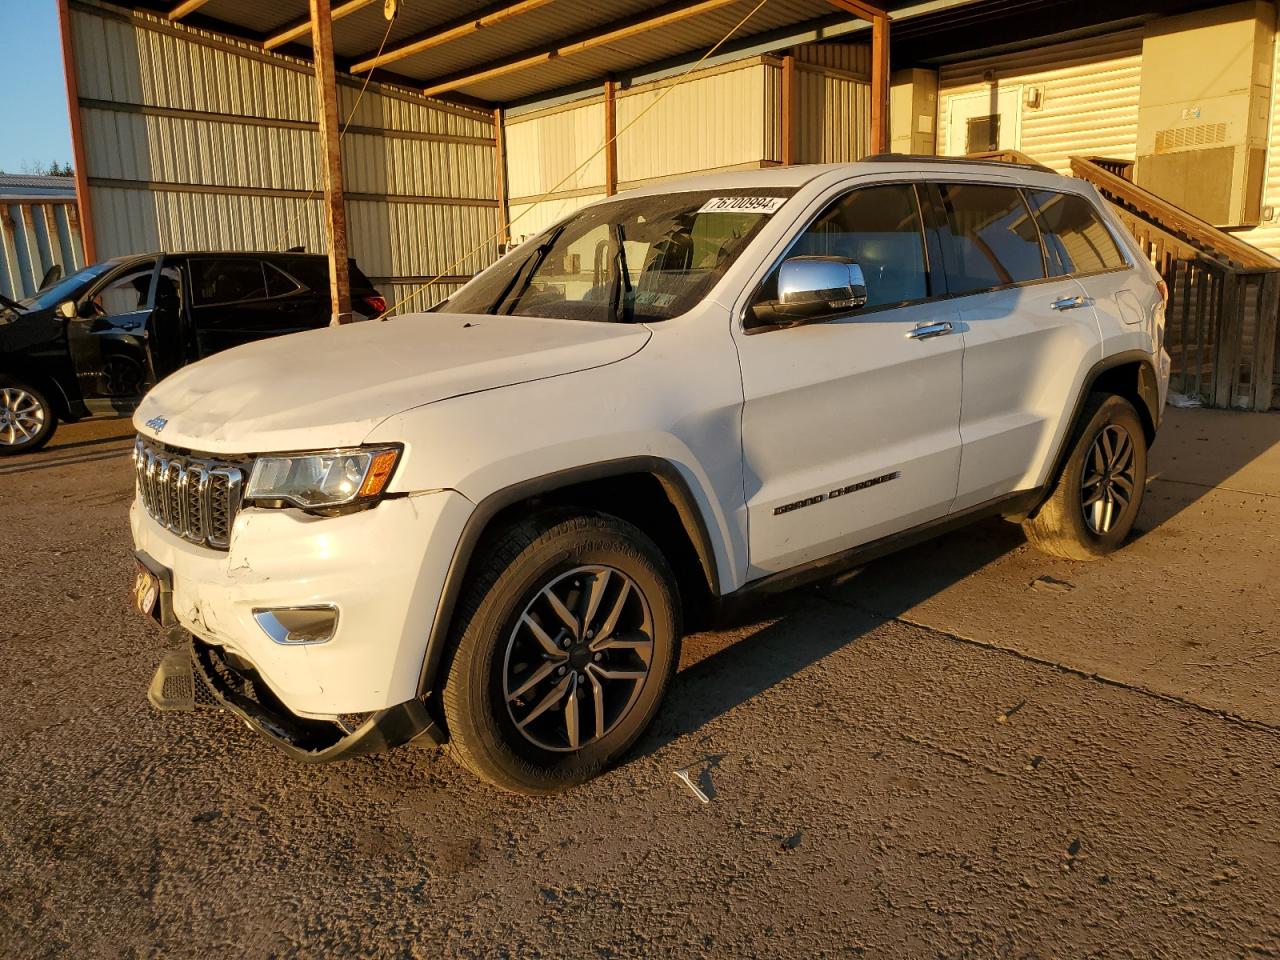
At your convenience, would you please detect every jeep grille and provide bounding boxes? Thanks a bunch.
[134,437,246,549]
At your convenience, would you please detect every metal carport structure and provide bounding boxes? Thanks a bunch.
[57,0,966,321]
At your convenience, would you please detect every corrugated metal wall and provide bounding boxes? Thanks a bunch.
[502,49,873,241]
[937,29,1145,174]
[614,60,775,186]
[70,0,499,312]
[793,62,872,164]
[0,200,85,301]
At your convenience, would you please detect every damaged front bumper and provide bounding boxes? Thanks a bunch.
[149,634,444,763]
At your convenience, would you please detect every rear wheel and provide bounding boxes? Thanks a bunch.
[442,512,681,794]
[0,378,57,455]
[1023,393,1147,561]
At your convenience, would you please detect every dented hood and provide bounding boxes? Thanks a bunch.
[132,312,650,453]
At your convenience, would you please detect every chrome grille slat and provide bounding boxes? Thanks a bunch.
[134,436,245,550]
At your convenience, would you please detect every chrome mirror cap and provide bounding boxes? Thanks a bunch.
[777,256,869,315]
[56,300,77,320]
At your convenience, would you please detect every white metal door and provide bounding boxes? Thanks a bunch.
[946,86,1024,156]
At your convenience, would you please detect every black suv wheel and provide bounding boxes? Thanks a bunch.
[441,511,681,794]
[0,377,57,456]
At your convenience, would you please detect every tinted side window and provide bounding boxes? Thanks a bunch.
[780,184,929,308]
[90,261,156,316]
[1025,190,1127,276]
[190,259,268,306]
[264,263,300,298]
[283,259,329,292]
[936,184,1045,295]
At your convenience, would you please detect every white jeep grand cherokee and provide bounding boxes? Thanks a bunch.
[131,157,1170,793]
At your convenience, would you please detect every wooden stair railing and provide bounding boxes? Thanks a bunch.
[962,150,1279,411]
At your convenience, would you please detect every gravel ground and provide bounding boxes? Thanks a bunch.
[2,409,1279,959]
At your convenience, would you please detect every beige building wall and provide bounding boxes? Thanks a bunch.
[936,29,1145,174]
[1237,21,1280,256]
[70,0,500,312]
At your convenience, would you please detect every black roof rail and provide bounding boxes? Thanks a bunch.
[861,153,1058,175]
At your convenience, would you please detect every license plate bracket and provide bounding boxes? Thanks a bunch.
[133,552,175,627]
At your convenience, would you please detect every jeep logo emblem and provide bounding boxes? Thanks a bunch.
[145,415,168,434]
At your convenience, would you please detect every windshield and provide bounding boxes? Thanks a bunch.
[444,189,795,323]
[19,261,117,311]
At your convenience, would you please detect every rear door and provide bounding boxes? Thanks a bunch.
[928,179,1100,510]
[734,180,965,578]
[187,255,330,357]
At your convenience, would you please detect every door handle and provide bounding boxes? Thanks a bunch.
[906,320,954,341]
[1052,295,1092,311]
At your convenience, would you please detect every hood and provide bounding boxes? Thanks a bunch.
[133,312,651,453]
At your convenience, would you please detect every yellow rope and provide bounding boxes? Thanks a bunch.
[273,10,398,251]
[374,0,772,319]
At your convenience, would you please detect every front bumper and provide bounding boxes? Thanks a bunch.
[184,634,443,761]
[131,489,474,717]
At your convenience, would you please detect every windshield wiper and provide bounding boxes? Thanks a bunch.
[0,293,27,314]
[495,224,565,315]
[611,223,633,324]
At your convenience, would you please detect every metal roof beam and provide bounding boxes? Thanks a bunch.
[824,0,888,21]
[263,0,378,51]
[167,0,213,21]
[419,0,748,97]
[350,0,556,74]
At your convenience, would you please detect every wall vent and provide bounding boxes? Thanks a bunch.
[1154,122,1229,154]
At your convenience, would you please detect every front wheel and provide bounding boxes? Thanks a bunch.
[441,512,681,794]
[0,378,57,455]
[1023,393,1148,561]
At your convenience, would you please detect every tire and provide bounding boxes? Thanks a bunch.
[1023,392,1148,561]
[442,511,681,794]
[0,377,57,456]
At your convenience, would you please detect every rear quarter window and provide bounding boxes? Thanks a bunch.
[1025,189,1127,276]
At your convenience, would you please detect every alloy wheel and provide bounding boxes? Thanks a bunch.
[503,565,654,753]
[0,387,46,447]
[1081,423,1137,535]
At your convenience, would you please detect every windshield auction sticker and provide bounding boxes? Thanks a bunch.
[696,196,788,215]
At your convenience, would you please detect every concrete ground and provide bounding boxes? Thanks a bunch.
[2,409,1279,958]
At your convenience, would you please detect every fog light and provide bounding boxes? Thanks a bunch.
[253,605,339,645]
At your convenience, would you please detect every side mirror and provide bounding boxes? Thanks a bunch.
[751,256,869,328]
[56,300,77,320]
[40,264,63,290]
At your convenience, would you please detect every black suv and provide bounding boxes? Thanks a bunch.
[0,251,384,454]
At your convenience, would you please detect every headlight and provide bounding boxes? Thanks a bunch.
[245,446,400,509]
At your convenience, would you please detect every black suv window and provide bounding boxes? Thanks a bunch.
[777,184,929,309]
[264,263,301,298]
[936,184,1045,295]
[1025,189,1127,276]
[190,259,267,306]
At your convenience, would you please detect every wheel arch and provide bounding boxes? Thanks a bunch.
[1029,350,1161,520]
[416,457,723,699]
[0,362,75,420]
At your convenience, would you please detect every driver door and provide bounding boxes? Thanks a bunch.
[733,181,964,578]
[67,259,158,414]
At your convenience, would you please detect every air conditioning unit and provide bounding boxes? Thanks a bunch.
[1135,1,1276,227]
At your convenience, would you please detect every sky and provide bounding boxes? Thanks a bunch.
[0,1,73,173]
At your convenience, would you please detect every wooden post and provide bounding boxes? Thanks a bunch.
[1252,271,1280,411]
[871,13,890,155]
[493,107,509,247]
[309,0,352,324]
[603,79,618,196]
[56,0,96,264]
[781,53,796,165]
